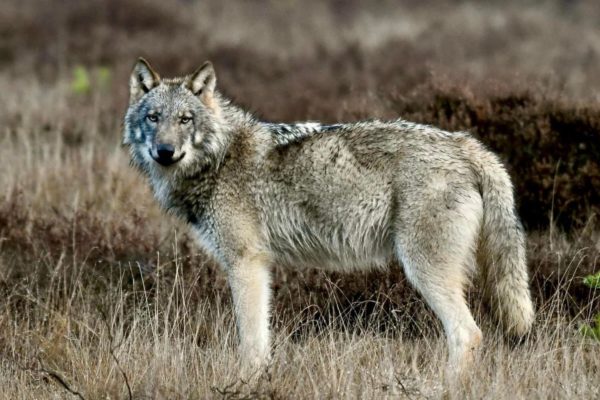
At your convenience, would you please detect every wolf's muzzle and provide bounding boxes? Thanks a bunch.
[150,143,185,166]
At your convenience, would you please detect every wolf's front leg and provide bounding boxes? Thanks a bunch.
[228,252,273,371]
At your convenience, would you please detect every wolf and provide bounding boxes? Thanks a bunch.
[123,58,535,372]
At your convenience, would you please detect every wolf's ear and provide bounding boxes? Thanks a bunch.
[129,58,160,103]
[186,61,216,100]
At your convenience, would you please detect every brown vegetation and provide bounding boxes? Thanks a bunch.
[0,0,599,398]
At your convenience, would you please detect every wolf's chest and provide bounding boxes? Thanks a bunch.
[190,220,227,266]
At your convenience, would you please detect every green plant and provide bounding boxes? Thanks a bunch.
[71,65,91,94]
[71,65,112,95]
[583,271,600,289]
[96,66,112,90]
[579,271,600,340]
[579,314,600,340]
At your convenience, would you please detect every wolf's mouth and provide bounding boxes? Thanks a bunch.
[149,149,186,166]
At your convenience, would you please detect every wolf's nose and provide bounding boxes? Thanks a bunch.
[153,143,177,166]
[156,143,175,159]
[157,143,175,158]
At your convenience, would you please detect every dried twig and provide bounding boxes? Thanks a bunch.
[39,366,87,400]
[98,307,133,400]
[18,356,87,400]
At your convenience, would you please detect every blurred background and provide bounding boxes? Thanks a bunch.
[0,0,598,348]
[2,0,599,229]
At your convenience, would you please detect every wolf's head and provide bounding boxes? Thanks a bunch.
[124,58,227,173]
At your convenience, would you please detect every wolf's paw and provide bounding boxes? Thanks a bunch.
[239,347,271,379]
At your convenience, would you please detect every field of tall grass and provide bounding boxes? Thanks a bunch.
[0,1,599,398]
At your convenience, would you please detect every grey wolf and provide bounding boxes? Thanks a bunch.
[123,58,535,372]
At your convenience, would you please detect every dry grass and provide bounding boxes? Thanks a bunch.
[0,238,598,399]
[1,0,599,398]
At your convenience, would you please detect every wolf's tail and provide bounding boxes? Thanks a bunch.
[473,147,535,336]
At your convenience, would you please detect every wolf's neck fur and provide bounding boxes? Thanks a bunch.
[157,92,256,222]
[214,92,256,128]
[181,92,255,171]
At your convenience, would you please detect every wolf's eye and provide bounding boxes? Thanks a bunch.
[146,114,159,123]
[180,116,192,125]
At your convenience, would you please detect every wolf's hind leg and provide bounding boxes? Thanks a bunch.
[228,251,273,371]
[399,254,482,369]
[395,190,483,371]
